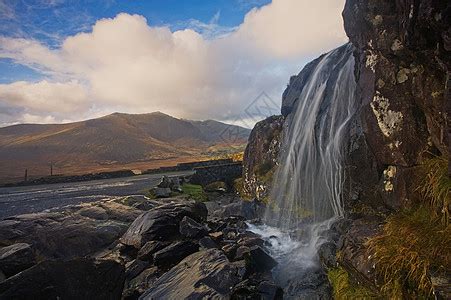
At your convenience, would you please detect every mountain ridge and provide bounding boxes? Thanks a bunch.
[0,112,251,183]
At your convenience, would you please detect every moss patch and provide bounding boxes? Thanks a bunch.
[328,266,377,299]
[181,184,208,202]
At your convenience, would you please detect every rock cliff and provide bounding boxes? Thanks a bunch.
[242,0,449,297]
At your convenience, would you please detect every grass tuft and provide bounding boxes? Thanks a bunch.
[417,156,450,225]
[366,206,451,297]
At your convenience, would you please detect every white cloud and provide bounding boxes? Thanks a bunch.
[21,113,56,124]
[0,0,347,125]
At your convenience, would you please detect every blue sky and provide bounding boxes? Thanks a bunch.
[0,0,346,126]
[0,0,270,84]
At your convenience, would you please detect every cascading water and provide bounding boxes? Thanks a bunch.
[248,43,357,293]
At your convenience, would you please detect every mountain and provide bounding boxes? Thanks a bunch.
[0,112,251,183]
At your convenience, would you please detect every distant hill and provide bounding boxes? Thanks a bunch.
[0,112,251,183]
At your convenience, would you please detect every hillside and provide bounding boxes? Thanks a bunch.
[0,112,250,183]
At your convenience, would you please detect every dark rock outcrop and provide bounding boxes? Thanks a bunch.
[242,115,284,200]
[152,240,199,268]
[120,201,207,248]
[0,200,139,260]
[0,258,125,300]
[179,216,208,238]
[139,249,243,299]
[0,243,35,277]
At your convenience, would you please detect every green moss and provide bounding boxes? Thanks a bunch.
[366,206,451,298]
[181,184,208,202]
[328,267,378,299]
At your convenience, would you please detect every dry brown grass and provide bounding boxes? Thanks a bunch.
[417,156,450,225]
[366,207,451,298]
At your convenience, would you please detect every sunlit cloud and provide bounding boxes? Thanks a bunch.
[0,0,347,125]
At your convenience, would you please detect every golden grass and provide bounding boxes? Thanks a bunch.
[417,156,450,225]
[366,207,451,298]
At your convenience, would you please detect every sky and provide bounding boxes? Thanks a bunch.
[0,0,347,128]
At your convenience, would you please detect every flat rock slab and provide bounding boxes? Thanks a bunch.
[0,201,139,260]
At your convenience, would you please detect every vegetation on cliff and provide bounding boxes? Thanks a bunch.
[366,156,451,298]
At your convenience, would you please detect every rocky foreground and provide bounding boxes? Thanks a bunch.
[0,177,287,299]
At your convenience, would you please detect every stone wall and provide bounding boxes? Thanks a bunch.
[190,163,243,187]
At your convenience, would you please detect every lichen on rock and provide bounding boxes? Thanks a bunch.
[370,92,403,137]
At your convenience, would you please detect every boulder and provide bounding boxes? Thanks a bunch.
[0,258,125,299]
[137,241,169,261]
[125,259,150,281]
[0,243,35,277]
[318,241,337,269]
[123,267,159,300]
[284,268,332,299]
[231,278,283,300]
[157,176,171,188]
[140,249,243,299]
[153,241,199,268]
[198,236,217,249]
[153,187,171,198]
[179,216,207,238]
[120,201,207,248]
[245,246,277,273]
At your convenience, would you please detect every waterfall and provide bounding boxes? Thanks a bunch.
[247,44,357,292]
[266,43,356,229]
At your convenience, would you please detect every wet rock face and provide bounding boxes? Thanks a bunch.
[242,115,284,200]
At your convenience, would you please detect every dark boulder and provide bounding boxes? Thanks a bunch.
[179,216,208,238]
[231,278,283,300]
[0,243,35,277]
[120,201,207,248]
[153,187,171,198]
[137,241,169,261]
[284,268,332,299]
[123,267,159,300]
[152,241,199,268]
[199,236,218,249]
[0,258,125,300]
[125,259,150,281]
[140,249,243,299]
[245,246,277,273]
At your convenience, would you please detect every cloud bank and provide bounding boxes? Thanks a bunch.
[0,0,347,126]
